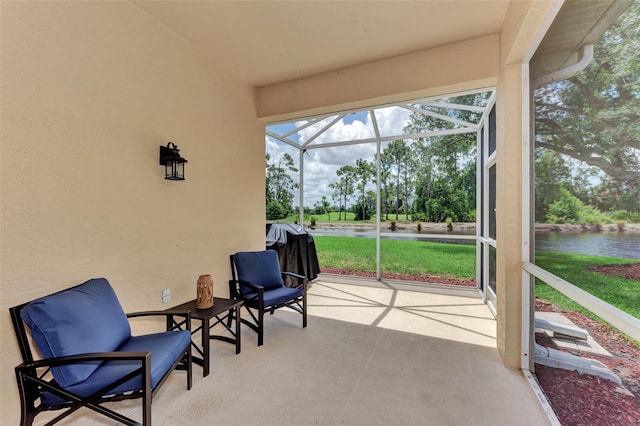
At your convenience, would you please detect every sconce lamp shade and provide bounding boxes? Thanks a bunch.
[159,142,188,181]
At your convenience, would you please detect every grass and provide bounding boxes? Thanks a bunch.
[313,236,640,320]
[535,251,640,319]
[316,236,476,278]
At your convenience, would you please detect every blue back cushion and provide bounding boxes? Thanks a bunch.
[234,251,284,294]
[21,278,132,387]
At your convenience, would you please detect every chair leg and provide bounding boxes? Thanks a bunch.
[302,296,307,328]
[186,344,192,390]
[258,308,264,346]
[16,370,35,426]
[142,360,152,425]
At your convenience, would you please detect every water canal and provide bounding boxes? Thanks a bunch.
[308,228,640,259]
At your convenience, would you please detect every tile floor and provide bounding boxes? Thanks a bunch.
[40,275,548,425]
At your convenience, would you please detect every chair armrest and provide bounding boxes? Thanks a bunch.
[16,351,151,371]
[128,310,191,332]
[282,272,308,290]
[229,279,264,303]
[232,280,264,292]
[281,271,306,280]
[127,310,190,320]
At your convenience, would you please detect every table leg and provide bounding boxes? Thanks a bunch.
[202,318,210,377]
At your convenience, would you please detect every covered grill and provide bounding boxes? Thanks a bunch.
[266,223,320,286]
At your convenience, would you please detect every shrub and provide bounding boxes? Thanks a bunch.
[390,220,396,231]
[411,212,427,222]
[353,202,373,220]
[546,189,611,225]
[310,216,317,227]
[546,188,582,224]
[578,205,611,225]
[610,210,629,221]
[445,217,453,231]
[464,209,477,222]
[266,201,289,220]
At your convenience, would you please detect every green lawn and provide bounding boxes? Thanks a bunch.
[314,236,640,320]
[316,236,476,279]
[535,251,639,319]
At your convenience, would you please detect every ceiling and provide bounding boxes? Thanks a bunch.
[134,0,630,91]
[133,1,510,88]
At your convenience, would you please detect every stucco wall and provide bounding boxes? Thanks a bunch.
[255,35,500,122]
[0,2,264,422]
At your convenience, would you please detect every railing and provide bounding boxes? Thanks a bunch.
[523,261,640,342]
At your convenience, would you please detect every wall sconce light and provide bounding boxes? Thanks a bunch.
[159,142,188,181]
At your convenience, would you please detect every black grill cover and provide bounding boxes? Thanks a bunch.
[266,223,320,287]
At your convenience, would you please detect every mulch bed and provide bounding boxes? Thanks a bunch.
[320,267,477,287]
[588,263,640,281]
[320,267,640,425]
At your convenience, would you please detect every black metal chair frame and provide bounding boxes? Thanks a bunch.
[10,297,192,426]
[229,253,308,346]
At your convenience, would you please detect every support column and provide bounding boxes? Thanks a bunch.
[299,149,305,225]
[495,63,525,368]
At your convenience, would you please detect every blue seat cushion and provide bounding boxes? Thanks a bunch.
[234,251,284,295]
[20,278,131,387]
[41,330,191,407]
[243,286,303,308]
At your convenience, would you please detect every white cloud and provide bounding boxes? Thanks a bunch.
[266,108,412,208]
[373,107,412,138]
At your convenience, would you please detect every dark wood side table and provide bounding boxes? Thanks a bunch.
[165,297,243,377]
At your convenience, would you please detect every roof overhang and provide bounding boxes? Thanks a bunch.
[531,0,632,81]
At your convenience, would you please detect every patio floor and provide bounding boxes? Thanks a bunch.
[45,275,548,425]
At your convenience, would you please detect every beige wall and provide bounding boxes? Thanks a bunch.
[256,35,500,122]
[0,2,264,422]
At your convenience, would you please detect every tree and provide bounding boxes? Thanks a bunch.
[265,153,298,219]
[353,159,374,221]
[401,147,416,220]
[376,151,393,220]
[321,195,331,221]
[335,165,356,220]
[328,182,341,219]
[534,149,572,220]
[403,93,485,222]
[413,159,476,222]
[354,190,376,220]
[534,2,640,213]
[384,140,413,220]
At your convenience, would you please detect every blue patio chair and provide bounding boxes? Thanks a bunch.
[229,250,307,346]
[9,278,192,426]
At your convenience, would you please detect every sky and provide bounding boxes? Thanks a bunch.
[266,106,414,208]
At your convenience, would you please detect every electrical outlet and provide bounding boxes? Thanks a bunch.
[162,288,171,304]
